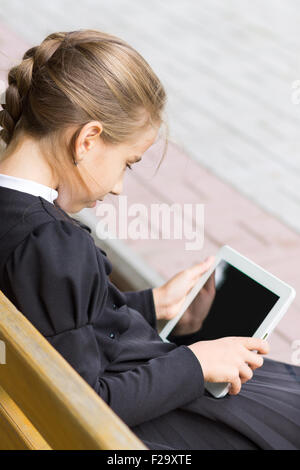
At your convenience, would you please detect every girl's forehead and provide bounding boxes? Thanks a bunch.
[131,125,160,151]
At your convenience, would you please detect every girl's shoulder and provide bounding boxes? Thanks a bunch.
[0,192,112,298]
[1,209,110,337]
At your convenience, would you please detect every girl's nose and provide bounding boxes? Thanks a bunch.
[110,179,123,196]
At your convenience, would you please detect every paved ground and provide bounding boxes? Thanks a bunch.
[1,0,300,232]
[0,2,300,364]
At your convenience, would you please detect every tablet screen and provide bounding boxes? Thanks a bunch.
[166,260,280,346]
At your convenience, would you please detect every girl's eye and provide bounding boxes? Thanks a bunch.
[126,163,133,171]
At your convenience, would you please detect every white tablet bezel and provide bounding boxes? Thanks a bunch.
[159,245,296,398]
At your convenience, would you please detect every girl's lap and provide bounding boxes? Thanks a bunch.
[181,357,300,449]
[132,358,300,450]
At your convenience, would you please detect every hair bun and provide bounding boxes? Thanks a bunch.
[0,34,66,145]
[33,33,66,70]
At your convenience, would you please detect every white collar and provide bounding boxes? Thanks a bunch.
[0,173,58,204]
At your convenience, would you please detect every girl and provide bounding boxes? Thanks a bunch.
[0,29,299,450]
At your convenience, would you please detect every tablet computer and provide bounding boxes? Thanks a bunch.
[159,245,296,398]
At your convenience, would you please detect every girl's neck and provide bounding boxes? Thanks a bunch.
[0,137,59,191]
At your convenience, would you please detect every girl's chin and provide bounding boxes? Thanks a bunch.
[88,199,103,208]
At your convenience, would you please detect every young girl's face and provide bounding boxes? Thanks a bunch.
[62,120,160,213]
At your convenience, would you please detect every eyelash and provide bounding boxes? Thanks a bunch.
[126,163,133,171]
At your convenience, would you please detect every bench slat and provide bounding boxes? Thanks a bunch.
[0,291,147,450]
[0,385,51,450]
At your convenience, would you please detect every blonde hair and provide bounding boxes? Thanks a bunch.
[0,29,169,202]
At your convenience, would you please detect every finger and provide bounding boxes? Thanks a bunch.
[239,363,254,384]
[240,337,270,355]
[189,256,215,279]
[203,271,216,292]
[244,350,264,370]
[228,376,241,395]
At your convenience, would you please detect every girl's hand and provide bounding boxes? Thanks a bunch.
[152,256,215,326]
[187,336,270,395]
[170,268,216,336]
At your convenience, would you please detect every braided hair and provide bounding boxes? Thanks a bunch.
[0,32,67,145]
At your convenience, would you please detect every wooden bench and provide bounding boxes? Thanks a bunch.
[0,291,148,450]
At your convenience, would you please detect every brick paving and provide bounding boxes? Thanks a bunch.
[2,0,300,230]
[0,3,300,363]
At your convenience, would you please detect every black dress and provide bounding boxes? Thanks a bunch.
[0,186,299,450]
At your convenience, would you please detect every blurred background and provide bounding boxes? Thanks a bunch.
[0,0,299,362]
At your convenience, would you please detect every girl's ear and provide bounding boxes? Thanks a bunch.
[75,121,103,157]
